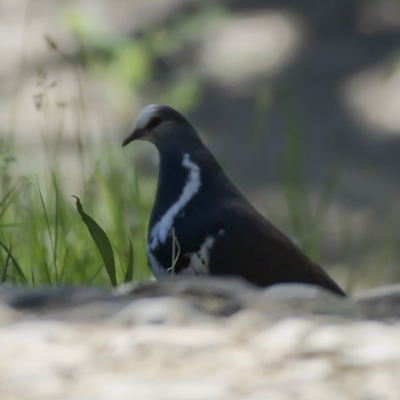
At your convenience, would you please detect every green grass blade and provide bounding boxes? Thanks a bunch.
[72,196,117,286]
[52,174,60,282]
[0,180,20,219]
[87,264,104,285]
[30,268,36,286]
[124,238,134,283]
[317,166,339,219]
[0,240,28,285]
[0,242,12,283]
[38,184,56,283]
[279,86,305,239]
[59,248,69,283]
[253,85,271,139]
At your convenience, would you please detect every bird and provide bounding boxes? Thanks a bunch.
[122,104,346,297]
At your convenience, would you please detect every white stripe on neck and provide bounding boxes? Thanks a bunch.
[148,153,201,252]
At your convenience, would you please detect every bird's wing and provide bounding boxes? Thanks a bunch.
[209,198,346,296]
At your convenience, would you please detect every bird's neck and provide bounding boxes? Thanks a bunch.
[148,149,197,226]
[149,142,226,229]
[158,150,194,200]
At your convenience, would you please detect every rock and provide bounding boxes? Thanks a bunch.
[354,284,400,320]
[0,301,21,324]
[126,277,253,317]
[109,297,206,326]
[125,278,359,320]
[249,317,317,361]
[0,285,114,310]
[259,283,360,319]
[0,285,132,322]
[0,278,399,399]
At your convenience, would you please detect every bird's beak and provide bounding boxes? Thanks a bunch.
[122,128,146,147]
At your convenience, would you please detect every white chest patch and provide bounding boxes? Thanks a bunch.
[187,235,216,275]
[187,229,225,276]
[147,153,201,276]
[148,230,225,278]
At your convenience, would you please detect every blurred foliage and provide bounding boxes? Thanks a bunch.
[60,4,228,112]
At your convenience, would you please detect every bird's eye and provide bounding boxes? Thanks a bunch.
[146,116,162,130]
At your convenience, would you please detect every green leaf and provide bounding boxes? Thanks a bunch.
[124,238,134,283]
[72,196,117,286]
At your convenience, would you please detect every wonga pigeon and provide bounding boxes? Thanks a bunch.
[122,104,346,296]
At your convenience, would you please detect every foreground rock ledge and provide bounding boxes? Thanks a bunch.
[0,277,400,400]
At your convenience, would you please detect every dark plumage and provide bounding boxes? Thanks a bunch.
[122,104,346,297]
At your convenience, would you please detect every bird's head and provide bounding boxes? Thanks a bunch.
[122,104,198,148]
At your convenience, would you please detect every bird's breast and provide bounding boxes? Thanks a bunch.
[146,152,203,277]
[186,234,220,275]
[148,153,201,249]
[147,232,222,278]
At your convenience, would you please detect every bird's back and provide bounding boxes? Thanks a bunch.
[207,192,346,296]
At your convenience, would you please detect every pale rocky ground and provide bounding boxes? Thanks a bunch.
[0,278,400,399]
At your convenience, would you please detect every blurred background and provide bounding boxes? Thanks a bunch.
[1,0,400,292]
